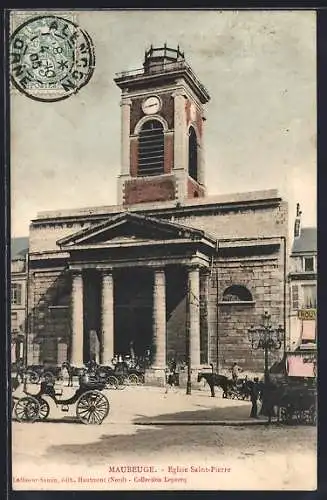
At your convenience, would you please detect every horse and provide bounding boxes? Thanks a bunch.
[61,361,84,387]
[197,372,231,397]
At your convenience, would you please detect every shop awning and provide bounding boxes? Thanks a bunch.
[301,320,316,341]
[286,354,315,377]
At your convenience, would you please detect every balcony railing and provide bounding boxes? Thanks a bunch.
[114,60,209,98]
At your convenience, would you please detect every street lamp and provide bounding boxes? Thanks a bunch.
[247,311,284,385]
[248,312,284,422]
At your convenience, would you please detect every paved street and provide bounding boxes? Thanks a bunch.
[12,384,317,491]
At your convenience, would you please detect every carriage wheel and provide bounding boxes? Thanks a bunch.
[294,410,304,424]
[12,397,19,416]
[127,374,139,386]
[14,396,40,423]
[28,371,40,384]
[38,399,50,420]
[138,374,145,385]
[280,406,291,424]
[117,375,127,390]
[76,390,110,425]
[107,375,119,389]
[43,372,55,384]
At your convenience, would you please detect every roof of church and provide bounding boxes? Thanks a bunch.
[11,237,29,260]
[291,227,317,254]
[34,189,282,221]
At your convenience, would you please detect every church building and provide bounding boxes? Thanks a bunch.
[26,46,288,382]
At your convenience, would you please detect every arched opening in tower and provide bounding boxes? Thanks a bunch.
[138,119,164,176]
[188,126,198,182]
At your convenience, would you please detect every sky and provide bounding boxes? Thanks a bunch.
[10,10,316,237]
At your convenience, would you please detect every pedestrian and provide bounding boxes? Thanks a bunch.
[164,367,176,395]
[249,377,260,418]
[129,340,135,361]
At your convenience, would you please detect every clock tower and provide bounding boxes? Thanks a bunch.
[114,45,210,205]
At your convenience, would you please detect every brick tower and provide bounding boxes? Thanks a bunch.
[114,45,210,205]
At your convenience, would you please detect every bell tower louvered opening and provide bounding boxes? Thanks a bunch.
[188,126,198,182]
[138,119,164,176]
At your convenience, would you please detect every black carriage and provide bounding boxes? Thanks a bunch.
[13,373,110,425]
[226,378,251,400]
[277,379,316,425]
[17,364,63,384]
[93,362,145,388]
[275,350,317,425]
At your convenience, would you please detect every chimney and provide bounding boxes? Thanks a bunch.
[294,203,302,238]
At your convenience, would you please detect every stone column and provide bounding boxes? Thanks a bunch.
[71,271,84,366]
[200,270,210,364]
[152,269,166,368]
[120,98,132,175]
[188,266,201,368]
[101,271,114,365]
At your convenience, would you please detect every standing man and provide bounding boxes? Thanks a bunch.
[249,378,260,418]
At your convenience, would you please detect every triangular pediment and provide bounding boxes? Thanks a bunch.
[57,212,213,248]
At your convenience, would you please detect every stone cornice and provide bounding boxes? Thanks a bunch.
[32,190,282,227]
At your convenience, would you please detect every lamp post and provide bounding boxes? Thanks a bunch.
[248,311,284,421]
[185,280,200,396]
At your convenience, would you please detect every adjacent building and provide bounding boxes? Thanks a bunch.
[11,237,29,364]
[287,205,317,377]
[25,46,288,382]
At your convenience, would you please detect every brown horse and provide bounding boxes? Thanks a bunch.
[197,372,231,397]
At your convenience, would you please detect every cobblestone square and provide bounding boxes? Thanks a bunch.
[12,384,317,491]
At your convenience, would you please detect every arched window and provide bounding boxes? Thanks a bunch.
[138,120,164,176]
[222,285,253,302]
[188,126,198,181]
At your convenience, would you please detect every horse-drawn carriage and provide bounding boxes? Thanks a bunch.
[62,360,145,389]
[275,379,316,425]
[12,372,110,425]
[12,362,63,385]
[93,362,145,387]
[272,349,317,425]
[197,371,251,400]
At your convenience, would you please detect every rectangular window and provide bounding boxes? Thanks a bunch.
[11,312,18,332]
[302,284,317,309]
[11,283,22,305]
[304,257,314,272]
[292,285,299,310]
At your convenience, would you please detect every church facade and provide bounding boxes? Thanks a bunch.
[26,46,289,380]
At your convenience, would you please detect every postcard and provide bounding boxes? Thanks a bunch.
[9,9,317,491]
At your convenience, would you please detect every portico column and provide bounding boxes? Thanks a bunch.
[71,271,84,366]
[188,266,201,368]
[152,269,166,368]
[101,271,114,365]
[200,270,210,365]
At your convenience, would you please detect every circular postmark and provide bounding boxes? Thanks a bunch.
[10,15,95,102]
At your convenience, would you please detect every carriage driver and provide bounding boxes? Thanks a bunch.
[231,362,243,383]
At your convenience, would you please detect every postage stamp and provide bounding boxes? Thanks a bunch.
[10,15,95,102]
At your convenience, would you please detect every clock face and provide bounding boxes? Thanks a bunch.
[142,96,161,115]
